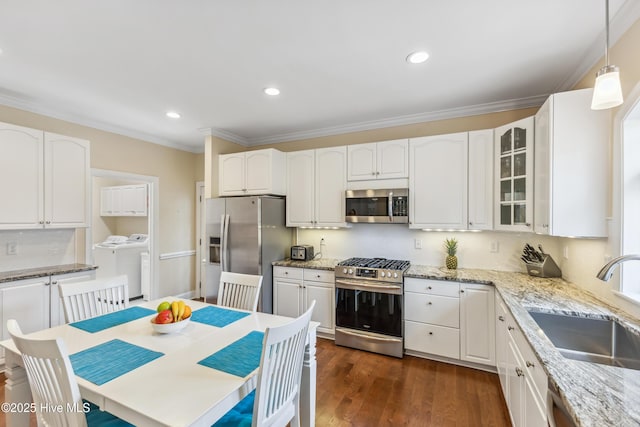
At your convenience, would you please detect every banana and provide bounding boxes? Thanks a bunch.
[171,301,180,322]
[177,301,186,321]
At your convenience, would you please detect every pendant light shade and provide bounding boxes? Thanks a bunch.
[591,0,623,110]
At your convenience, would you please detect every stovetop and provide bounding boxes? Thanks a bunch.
[337,257,410,271]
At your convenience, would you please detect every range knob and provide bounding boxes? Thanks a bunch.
[348,268,353,275]
[380,271,386,278]
[393,272,398,278]
[342,268,348,274]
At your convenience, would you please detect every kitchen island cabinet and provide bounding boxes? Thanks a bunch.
[0,122,90,229]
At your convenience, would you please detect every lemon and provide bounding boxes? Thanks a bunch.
[157,301,171,313]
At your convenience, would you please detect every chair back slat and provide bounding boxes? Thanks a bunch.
[59,275,129,323]
[252,301,315,427]
[218,272,263,312]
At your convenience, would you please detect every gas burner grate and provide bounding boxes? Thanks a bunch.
[337,257,410,271]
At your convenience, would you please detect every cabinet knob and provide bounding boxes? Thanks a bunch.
[372,172,376,176]
[460,289,465,293]
[498,315,505,322]
[526,361,535,368]
[427,286,432,290]
[469,222,473,226]
[376,171,380,175]
[515,367,524,377]
[316,275,321,278]
[427,301,432,305]
[45,221,51,224]
[284,271,288,275]
[525,223,531,227]
[39,220,44,224]
[508,325,515,331]
[428,331,433,335]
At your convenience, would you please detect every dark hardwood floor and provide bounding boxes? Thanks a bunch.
[1,338,511,427]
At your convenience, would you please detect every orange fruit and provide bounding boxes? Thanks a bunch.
[182,305,192,319]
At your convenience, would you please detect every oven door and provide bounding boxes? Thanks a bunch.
[335,279,402,337]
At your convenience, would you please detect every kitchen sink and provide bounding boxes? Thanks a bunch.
[528,311,640,370]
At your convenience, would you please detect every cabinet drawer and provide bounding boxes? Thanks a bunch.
[405,320,460,359]
[273,266,303,280]
[404,278,460,297]
[404,292,460,328]
[303,269,335,284]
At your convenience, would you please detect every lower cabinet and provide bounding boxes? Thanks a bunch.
[496,292,548,427]
[273,266,335,335]
[0,270,96,363]
[404,278,495,367]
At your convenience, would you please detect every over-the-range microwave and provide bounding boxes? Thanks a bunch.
[345,188,408,223]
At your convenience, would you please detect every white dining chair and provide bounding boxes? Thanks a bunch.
[214,301,315,427]
[6,319,133,427]
[59,274,129,323]
[217,271,263,312]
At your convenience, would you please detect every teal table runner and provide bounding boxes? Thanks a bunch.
[70,306,156,333]
[70,339,163,385]
[198,331,264,377]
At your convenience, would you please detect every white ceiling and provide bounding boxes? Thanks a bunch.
[0,0,638,153]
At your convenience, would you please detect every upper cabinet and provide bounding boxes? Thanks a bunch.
[534,88,608,237]
[347,139,408,181]
[218,148,286,196]
[287,147,347,227]
[494,117,534,232]
[468,129,494,231]
[409,133,468,229]
[0,122,90,229]
[100,184,148,217]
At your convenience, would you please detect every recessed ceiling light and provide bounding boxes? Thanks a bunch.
[166,111,181,119]
[264,87,280,96]
[406,51,429,64]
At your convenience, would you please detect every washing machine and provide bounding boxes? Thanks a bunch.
[93,234,149,300]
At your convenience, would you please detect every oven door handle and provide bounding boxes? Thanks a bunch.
[335,279,402,295]
[336,328,403,343]
[388,190,393,222]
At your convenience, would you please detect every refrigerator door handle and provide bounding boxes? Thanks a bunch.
[222,214,230,271]
[220,214,226,271]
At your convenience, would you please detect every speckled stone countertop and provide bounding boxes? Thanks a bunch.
[0,263,97,284]
[407,265,640,427]
[272,258,342,271]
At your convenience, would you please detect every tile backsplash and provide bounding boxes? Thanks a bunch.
[0,229,76,271]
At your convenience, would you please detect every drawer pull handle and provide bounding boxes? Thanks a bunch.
[526,361,535,368]
[498,315,505,321]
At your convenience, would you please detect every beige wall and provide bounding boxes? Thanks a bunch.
[0,105,204,297]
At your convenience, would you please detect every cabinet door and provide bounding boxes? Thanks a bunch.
[273,278,303,319]
[219,153,246,195]
[460,283,495,366]
[534,99,551,235]
[286,150,315,227]
[377,139,409,179]
[468,130,494,230]
[315,146,347,227]
[304,281,334,333]
[495,294,509,399]
[122,185,148,216]
[0,122,44,229]
[409,133,468,229]
[506,337,524,427]
[347,143,377,181]
[245,150,272,194]
[1,279,50,340]
[50,271,96,327]
[44,133,90,228]
[100,187,114,216]
[495,117,534,232]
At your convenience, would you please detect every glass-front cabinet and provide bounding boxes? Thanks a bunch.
[494,116,534,232]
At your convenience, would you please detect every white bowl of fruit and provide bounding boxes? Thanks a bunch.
[151,300,192,334]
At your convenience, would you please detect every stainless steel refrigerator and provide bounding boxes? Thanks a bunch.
[204,196,292,313]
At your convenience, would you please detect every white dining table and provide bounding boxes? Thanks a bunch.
[1,299,318,427]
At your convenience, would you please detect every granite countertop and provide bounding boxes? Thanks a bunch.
[272,258,342,271]
[407,265,640,427]
[0,263,98,284]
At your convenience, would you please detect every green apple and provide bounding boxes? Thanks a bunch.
[157,301,171,313]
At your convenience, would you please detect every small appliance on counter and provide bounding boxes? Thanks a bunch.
[291,245,314,261]
[521,244,562,278]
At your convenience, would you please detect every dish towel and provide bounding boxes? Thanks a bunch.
[70,306,156,333]
[198,331,264,377]
[190,305,251,328]
[70,339,163,385]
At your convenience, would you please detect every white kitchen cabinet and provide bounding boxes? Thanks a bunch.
[460,283,495,366]
[409,133,468,229]
[0,122,90,229]
[494,116,534,232]
[347,139,408,181]
[468,129,494,230]
[100,184,148,216]
[286,147,346,227]
[495,293,509,399]
[273,266,335,335]
[534,88,608,237]
[218,148,286,196]
[404,278,461,359]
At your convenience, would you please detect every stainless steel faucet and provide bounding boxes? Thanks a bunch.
[596,254,640,281]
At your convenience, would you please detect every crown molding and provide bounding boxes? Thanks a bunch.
[199,127,250,146]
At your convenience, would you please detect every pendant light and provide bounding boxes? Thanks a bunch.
[591,0,623,110]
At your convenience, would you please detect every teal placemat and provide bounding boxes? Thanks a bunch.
[70,339,163,385]
[198,331,264,377]
[70,306,156,333]
[190,305,250,328]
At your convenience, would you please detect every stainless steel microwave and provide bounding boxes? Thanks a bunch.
[345,189,408,223]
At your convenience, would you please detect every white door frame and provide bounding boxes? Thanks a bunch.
[87,169,160,300]
[195,181,205,299]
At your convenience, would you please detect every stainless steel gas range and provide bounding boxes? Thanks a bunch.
[334,257,410,358]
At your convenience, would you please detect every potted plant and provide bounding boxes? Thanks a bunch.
[444,237,458,270]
